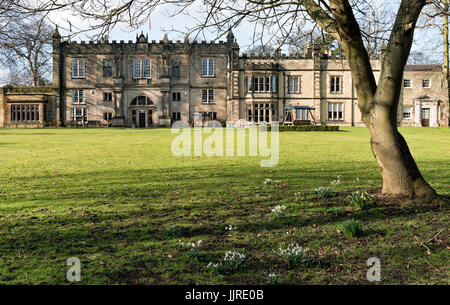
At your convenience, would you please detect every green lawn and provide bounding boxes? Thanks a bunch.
[0,127,448,284]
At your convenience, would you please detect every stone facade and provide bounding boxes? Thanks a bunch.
[1,28,448,128]
[0,86,55,128]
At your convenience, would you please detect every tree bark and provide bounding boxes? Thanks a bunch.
[368,111,437,199]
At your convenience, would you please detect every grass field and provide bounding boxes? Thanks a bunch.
[0,127,448,284]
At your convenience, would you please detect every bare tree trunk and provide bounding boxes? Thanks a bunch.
[444,0,449,126]
[324,0,438,199]
[367,0,437,200]
[368,113,436,199]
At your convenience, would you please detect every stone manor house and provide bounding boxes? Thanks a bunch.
[0,28,448,128]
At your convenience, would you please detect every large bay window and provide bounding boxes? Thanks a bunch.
[247,76,277,93]
[10,104,40,122]
[247,103,277,123]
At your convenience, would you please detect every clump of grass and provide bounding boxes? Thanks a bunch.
[315,186,334,198]
[340,219,364,238]
[207,251,246,275]
[349,190,375,210]
[325,206,340,216]
[277,244,311,268]
[180,240,204,261]
[270,205,288,219]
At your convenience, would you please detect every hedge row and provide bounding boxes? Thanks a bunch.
[266,125,339,132]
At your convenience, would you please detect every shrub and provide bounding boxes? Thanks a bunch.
[315,186,334,198]
[266,125,339,132]
[349,190,374,210]
[340,219,364,238]
[207,251,246,275]
[277,244,311,268]
[271,205,288,218]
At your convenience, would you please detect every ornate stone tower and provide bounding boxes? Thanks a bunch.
[226,30,241,122]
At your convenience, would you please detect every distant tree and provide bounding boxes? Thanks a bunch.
[247,44,275,55]
[0,13,52,86]
[284,28,344,58]
[407,51,434,65]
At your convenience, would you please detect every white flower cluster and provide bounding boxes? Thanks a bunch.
[223,250,245,263]
[207,250,246,272]
[225,225,237,232]
[330,175,341,185]
[278,244,308,257]
[271,205,288,218]
[268,272,280,284]
[271,205,287,214]
[207,262,220,268]
[180,240,202,250]
[264,178,281,185]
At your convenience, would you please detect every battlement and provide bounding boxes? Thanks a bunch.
[2,85,54,95]
[57,34,231,55]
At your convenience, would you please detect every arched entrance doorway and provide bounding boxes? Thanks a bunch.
[129,96,154,128]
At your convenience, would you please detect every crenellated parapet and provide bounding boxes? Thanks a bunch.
[57,36,230,55]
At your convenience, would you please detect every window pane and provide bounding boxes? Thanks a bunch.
[208,59,214,76]
[143,60,151,78]
[208,90,214,103]
[72,60,78,78]
[133,60,141,78]
[202,90,207,103]
[202,59,207,76]
[272,76,277,93]
[79,60,85,77]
